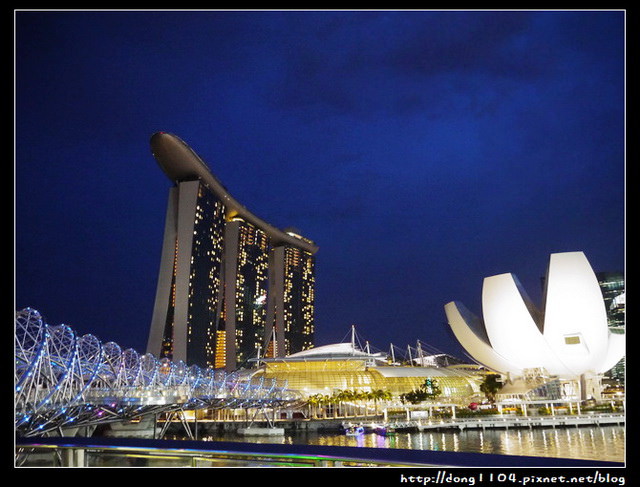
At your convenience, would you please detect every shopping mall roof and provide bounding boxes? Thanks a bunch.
[255,342,388,365]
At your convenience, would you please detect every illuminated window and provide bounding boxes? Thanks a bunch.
[564,335,582,345]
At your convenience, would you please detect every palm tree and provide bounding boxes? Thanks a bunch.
[370,389,392,415]
[480,374,502,404]
[355,390,369,416]
[423,379,442,400]
[322,394,334,418]
[400,379,442,404]
[307,394,323,418]
[342,389,357,416]
[334,389,350,417]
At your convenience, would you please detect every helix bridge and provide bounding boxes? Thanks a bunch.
[15,308,302,438]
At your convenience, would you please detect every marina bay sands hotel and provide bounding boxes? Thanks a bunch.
[145,132,318,372]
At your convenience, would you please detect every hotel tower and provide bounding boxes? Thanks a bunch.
[146,132,318,371]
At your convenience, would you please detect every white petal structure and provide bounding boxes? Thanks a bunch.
[445,252,624,380]
[445,300,521,376]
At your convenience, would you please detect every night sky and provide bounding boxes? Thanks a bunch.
[15,10,625,362]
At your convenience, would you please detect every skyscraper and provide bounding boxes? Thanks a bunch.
[596,272,625,380]
[146,132,318,371]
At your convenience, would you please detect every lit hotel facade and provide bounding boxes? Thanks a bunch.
[146,132,318,371]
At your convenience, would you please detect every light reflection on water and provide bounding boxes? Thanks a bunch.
[192,425,624,463]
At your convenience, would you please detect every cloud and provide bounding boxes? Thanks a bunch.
[267,12,544,119]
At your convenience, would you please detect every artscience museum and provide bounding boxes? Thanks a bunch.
[444,252,625,401]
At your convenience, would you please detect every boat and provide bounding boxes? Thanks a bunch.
[343,424,365,436]
[373,424,396,436]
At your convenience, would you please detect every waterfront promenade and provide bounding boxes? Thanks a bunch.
[15,432,624,468]
[15,411,625,467]
[102,408,625,438]
[383,412,625,432]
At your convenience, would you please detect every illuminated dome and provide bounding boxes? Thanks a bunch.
[250,340,483,400]
[286,342,387,362]
[444,252,625,380]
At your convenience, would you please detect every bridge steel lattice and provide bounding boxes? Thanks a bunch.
[15,308,302,438]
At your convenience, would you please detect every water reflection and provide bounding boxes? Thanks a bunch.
[189,425,624,463]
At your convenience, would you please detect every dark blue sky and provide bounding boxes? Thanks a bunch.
[15,10,625,360]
